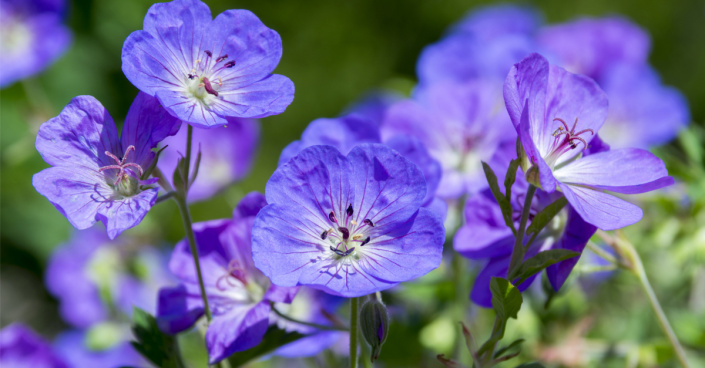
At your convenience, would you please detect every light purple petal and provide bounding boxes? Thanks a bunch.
[205,300,270,364]
[120,92,181,168]
[504,53,549,135]
[555,148,673,194]
[452,4,542,41]
[0,324,69,368]
[214,74,295,119]
[558,182,643,230]
[35,95,120,169]
[454,191,514,259]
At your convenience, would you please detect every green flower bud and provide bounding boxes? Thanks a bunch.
[360,299,389,362]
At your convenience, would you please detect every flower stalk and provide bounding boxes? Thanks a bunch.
[597,230,691,368]
[350,297,360,368]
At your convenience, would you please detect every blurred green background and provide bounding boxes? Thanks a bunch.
[1,0,704,367]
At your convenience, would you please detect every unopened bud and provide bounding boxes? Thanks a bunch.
[360,299,389,362]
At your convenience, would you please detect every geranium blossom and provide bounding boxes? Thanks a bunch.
[252,144,445,297]
[121,0,294,128]
[0,324,69,368]
[156,192,299,364]
[504,53,673,230]
[33,93,180,239]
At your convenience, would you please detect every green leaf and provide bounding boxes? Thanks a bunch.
[493,338,524,359]
[514,363,546,368]
[477,277,523,356]
[490,277,523,321]
[227,326,305,367]
[130,307,185,368]
[504,159,521,207]
[510,249,580,285]
[172,157,187,193]
[526,196,568,238]
[482,161,515,233]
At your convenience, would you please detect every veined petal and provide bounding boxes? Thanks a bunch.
[504,52,548,133]
[216,74,295,119]
[554,148,673,194]
[558,182,643,230]
[120,92,181,168]
[98,188,159,239]
[347,144,427,229]
[121,30,187,96]
[155,89,227,128]
[206,9,284,90]
[519,104,557,192]
[35,95,120,169]
[156,285,205,334]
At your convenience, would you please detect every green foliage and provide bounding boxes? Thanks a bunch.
[130,307,185,368]
[481,161,516,234]
[477,277,523,357]
[525,197,568,241]
[509,249,580,285]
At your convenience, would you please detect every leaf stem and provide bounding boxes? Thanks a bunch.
[506,184,536,278]
[350,297,360,368]
[597,230,691,368]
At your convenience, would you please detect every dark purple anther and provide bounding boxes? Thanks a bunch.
[346,203,353,217]
[204,50,213,57]
[216,54,228,63]
[361,236,371,246]
[224,60,236,68]
[343,247,355,256]
[188,74,196,79]
[202,77,219,96]
[364,219,375,227]
[321,230,328,240]
[338,227,350,241]
[330,246,354,257]
[329,211,337,223]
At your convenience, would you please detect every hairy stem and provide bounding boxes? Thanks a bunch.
[350,297,360,368]
[270,302,349,331]
[506,184,537,278]
[598,230,691,368]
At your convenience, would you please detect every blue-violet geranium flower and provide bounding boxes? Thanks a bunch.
[504,53,673,230]
[32,93,180,239]
[121,0,294,128]
[252,144,445,297]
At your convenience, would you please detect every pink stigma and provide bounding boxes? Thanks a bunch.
[98,145,143,184]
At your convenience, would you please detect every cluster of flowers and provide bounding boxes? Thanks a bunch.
[1,0,687,366]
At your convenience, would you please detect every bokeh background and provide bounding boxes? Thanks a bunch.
[2,0,704,367]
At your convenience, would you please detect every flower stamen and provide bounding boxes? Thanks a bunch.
[98,145,143,184]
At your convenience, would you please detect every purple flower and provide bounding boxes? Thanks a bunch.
[451,4,542,41]
[159,118,260,202]
[0,0,71,87]
[121,0,294,128]
[252,144,445,297]
[0,324,69,368]
[504,53,673,230]
[279,114,446,219]
[32,93,180,239]
[157,192,298,364]
[46,227,174,328]
[381,80,514,199]
[54,330,145,368]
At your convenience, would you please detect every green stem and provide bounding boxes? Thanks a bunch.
[506,184,537,278]
[350,297,360,368]
[609,232,691,368]
[185,125,193,191]
[270,303,349,331]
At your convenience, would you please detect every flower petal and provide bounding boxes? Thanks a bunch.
[121,92,181,168]
[558,182,643,230]
[215,73,295,119]
[35,95,120,169]
[156,285,205,334]
[545,207,597,290]
[504,52,549,133]
[454,191,514,259]
[205,300,270,364]
[554,148,673,194]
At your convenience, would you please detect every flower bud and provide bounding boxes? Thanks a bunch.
[360,299,389,362]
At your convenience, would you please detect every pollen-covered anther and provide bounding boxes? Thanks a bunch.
[352,234,363,241]
[552,117,594,150]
